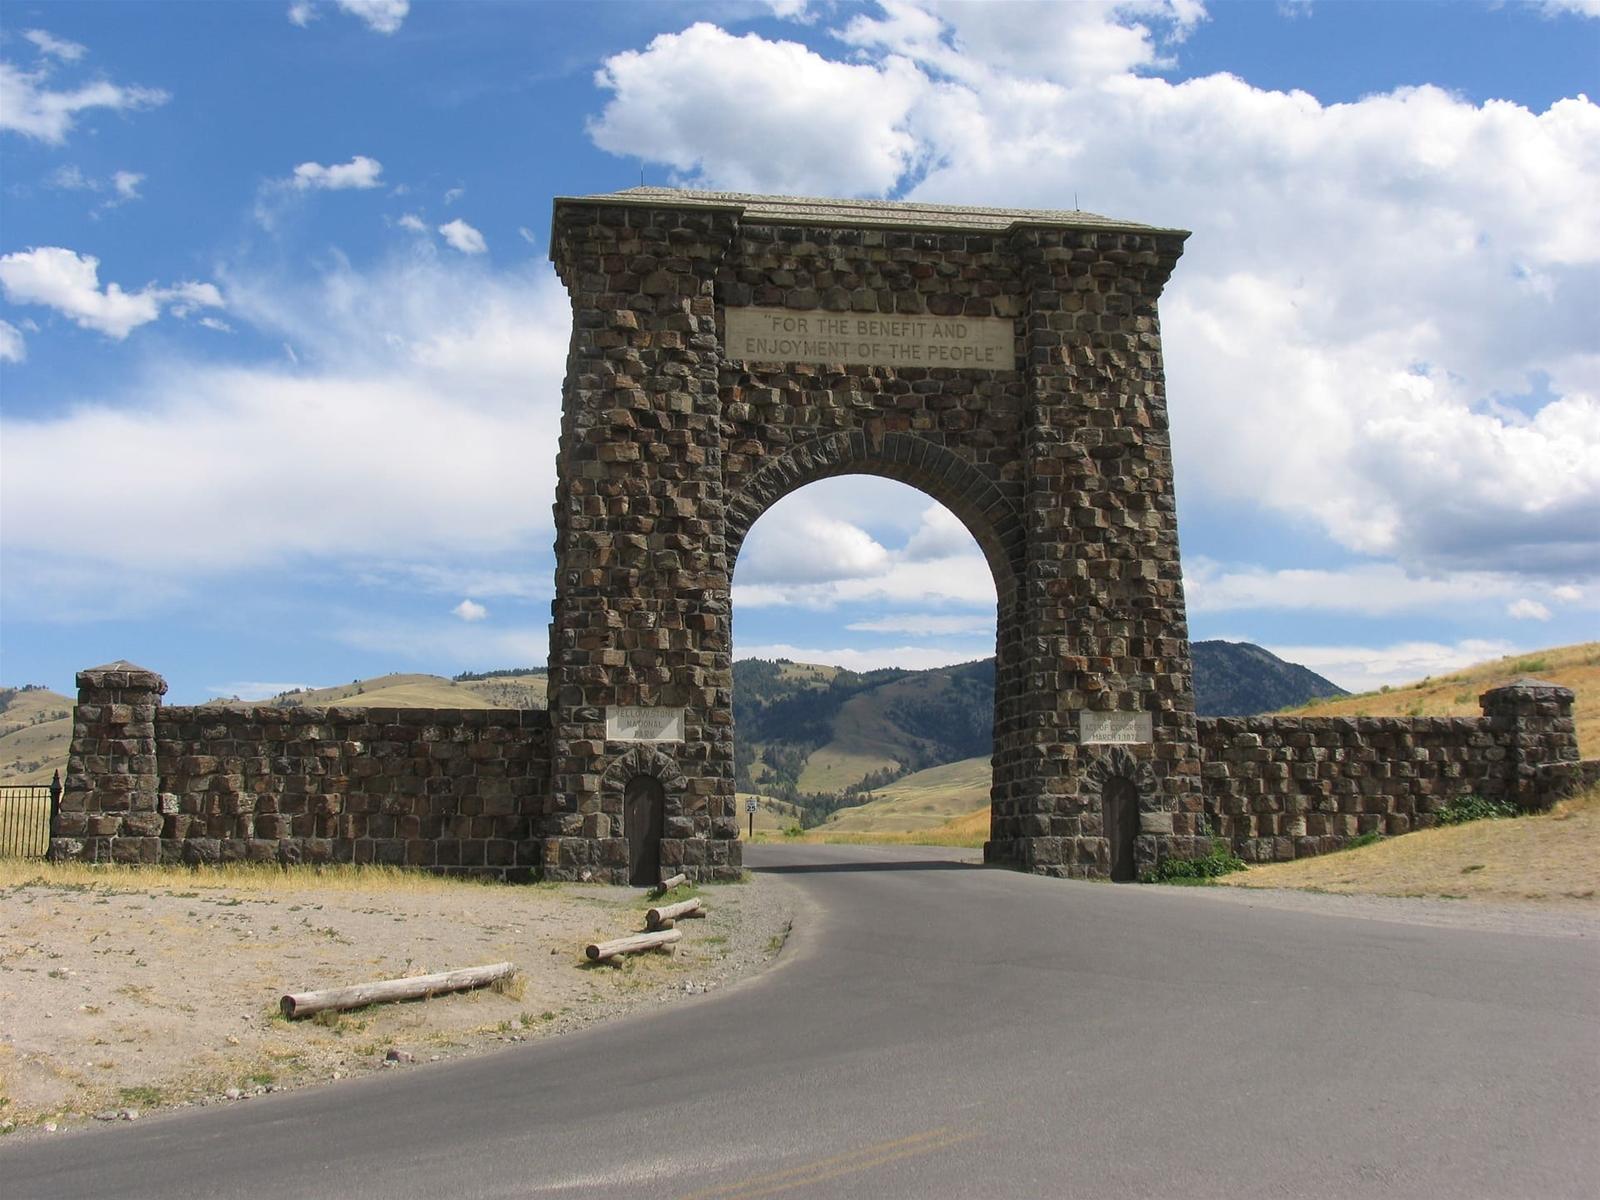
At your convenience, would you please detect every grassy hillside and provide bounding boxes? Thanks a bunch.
[818,756,990,833]
[1276,642,1599,755]
[218,672,548,711]
[0,687,74,786]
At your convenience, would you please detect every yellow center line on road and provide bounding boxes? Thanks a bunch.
[678,1127,979,1200]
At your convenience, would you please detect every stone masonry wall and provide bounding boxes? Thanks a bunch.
[53,667,1586,877]
[1195,680,1586,863]
[54,662,550,877]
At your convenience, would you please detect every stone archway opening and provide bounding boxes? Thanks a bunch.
[729,475,1001,837]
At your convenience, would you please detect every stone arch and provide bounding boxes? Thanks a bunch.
[544,187,1202,882]
[601,746,688,810]
[725,430,1025,594]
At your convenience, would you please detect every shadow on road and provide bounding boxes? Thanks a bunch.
[753,860,985,875]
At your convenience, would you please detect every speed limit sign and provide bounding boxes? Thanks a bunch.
[745,797,758,814]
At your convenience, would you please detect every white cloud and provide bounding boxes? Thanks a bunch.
[23,30,87,62]
[0,318,25,363]
[590,23,929,195]
[209,681,314,701]
[292,155,383,191]
[444,187,464,205]
[1538,1,1600,16]
[334,617,547,667]
[452,598,489,622]
[46,164,93,190]
[734,642,990,672]
[588,6,1600,585]
[845,613,994,636]
[902,504,977,561]
[736,504,891,585]
[1263,639,1518,693]
[1552,584,1584,602]
[840,0,1206,86]
[0,60,168,144]
[111,170,144,201]
[0,247,223,340]
[438,218,487,254]
[517,226,537,247]
[1506,598,1552,621]
[336,0,409,35]
[396,213,428,233]
[1,256,571,615]
[287,2,317,27]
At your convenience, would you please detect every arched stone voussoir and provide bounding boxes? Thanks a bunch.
[726,433,1025,589]
[1079,746,1160,809]
[601,747,688,799]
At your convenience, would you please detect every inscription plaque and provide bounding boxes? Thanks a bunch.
[606,706,685,743]
[1079,711,1153,745]
[724,306,1015,369]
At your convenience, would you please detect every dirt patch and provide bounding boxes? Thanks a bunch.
[0,865,796,1136]
[1216,787,1600,905]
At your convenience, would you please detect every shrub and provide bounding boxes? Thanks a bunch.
[1143,839,1246,883]
[1435,794,1520,826]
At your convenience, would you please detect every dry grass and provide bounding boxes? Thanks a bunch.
[756,804,989,849]
[1277,641,1599,755]
[819,756,990,833]
[1218,785,1600,904]
[0,859,511,896]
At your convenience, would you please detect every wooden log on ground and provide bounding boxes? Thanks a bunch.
[280,961,514,1020]
[647,897,704,929]
[655,873,687,894]
[585,928,682,961]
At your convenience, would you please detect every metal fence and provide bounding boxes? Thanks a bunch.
[0,771,59,858]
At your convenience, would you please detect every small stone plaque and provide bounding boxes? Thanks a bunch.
[606,706,685,743]
[1079,710,1153,745]
[724,306,1015,370]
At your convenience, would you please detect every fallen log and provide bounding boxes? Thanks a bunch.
[280,961,514,1020]
[586,928,681,961]
[656,873,688,894]
[647,897,704,929]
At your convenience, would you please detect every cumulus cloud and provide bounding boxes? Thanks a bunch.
[1263,639,1518,693]
[438,218,487,254]
[0,59,167,144]
[23,30,88,62]
[1506,598,1552,621]
[111,170,144,201]
[209,681,314,701]
[588,3,1600,585]
[396,213,428,234]
[1182,559,1578,617]
[845,613,994,636]
[288,1,409,33]
[291,155,383,191]
[1,254,571,617]
[589,23,929,195]
[452,598,489,622]
[336,0,409,34]
[0,247,223,340]
[0,318,24,363]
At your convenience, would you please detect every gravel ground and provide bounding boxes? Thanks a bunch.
[0,869,799,1137]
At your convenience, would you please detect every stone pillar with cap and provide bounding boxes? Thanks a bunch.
[57,661,168,863]
[1479,678,1579,811]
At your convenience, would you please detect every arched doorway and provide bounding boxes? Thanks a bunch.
[623,775,664,887]
[728,475,1000,835]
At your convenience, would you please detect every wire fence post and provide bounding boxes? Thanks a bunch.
[48,768,63,860]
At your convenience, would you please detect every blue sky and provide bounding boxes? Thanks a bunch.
[1,0,1596,703]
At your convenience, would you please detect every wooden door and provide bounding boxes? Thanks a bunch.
[1102,777,1138,882]
[623,776,664,887]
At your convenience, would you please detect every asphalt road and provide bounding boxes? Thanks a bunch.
[6,843,1598,1199]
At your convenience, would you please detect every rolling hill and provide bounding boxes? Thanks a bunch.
[1275,642,1598,755]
